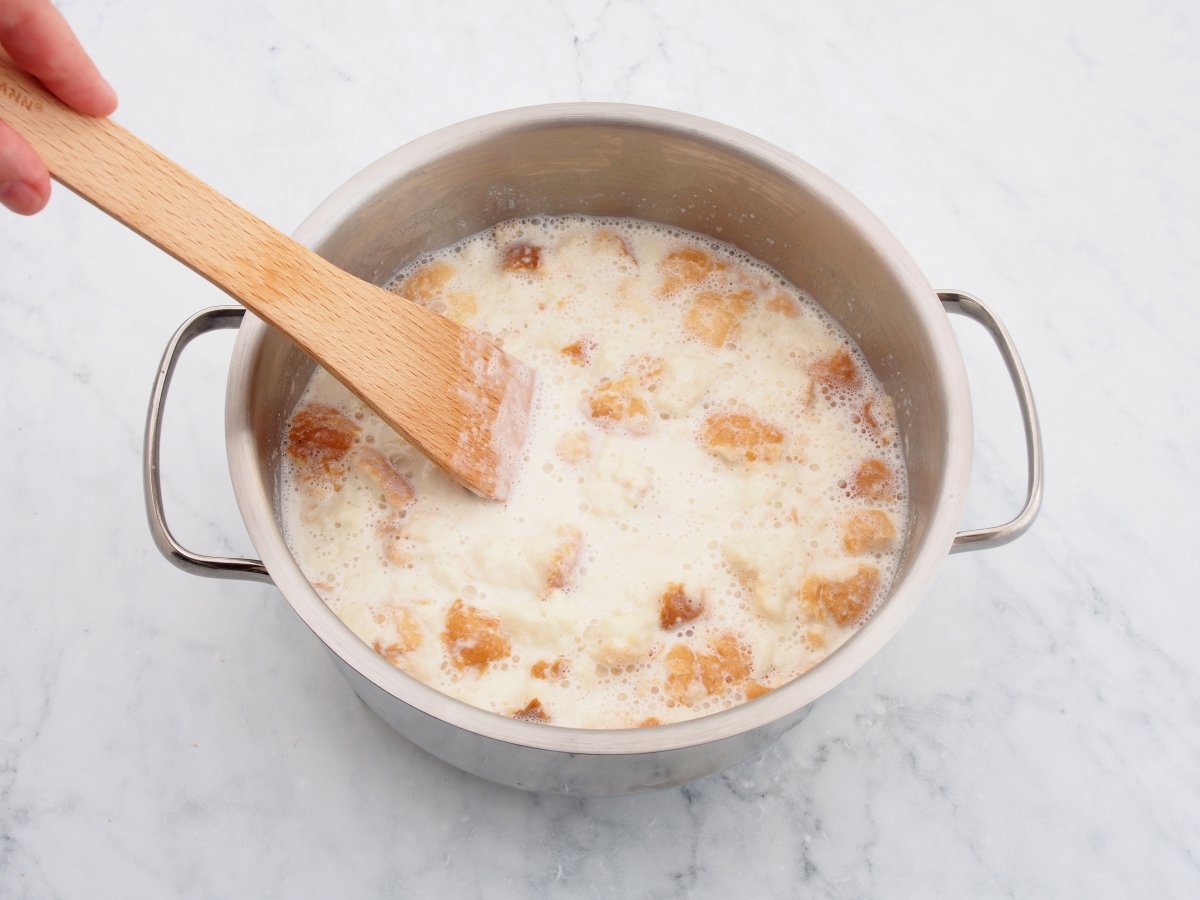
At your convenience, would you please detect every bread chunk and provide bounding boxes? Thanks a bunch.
[801,565,881,627]
[698,633,752,694]
[372,605,423,664]
[531,657,571,680]
[545,525,583,594]
[556,430,592,463]
[587,374,654,434]
[850,458,897,502]
[659,247,727,295]
[700,412,784,464]
[809,348,860,392]
[842,508,897,555]
[659,582,705,629]
[444,292,478,325]
[664,644,699,703]
[354,448,415,513]
[593,228,636,261]
[393,261,475,323]
[285,404,360,484]
[683,289,752,348]
[394,261,455,302]
[858,396,896,446]
[744,680,773,700]
[502,242,542,272]
[765,292,799,317]
[513,698,551,723]
[442,599,511,671]
[664,633,752,703]
[561,337,596,365]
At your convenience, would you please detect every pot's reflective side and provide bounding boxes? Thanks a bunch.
[332,653,811,795]
[223,104,973,794]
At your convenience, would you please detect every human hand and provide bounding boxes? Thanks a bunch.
[1,0,116,214]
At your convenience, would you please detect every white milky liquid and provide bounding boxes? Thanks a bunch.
[280,216,907,728]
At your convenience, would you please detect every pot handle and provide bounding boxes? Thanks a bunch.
[940,291,1044,553]
[143,306,273,583]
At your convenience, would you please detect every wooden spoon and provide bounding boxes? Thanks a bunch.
[0,53,534,501]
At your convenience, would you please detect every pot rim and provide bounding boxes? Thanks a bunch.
[225,101,972,755]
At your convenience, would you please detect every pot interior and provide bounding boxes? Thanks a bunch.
[228,105,971,757]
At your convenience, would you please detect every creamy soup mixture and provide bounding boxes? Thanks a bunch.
[280,216,907,729]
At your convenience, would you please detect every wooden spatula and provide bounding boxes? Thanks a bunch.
[0,53,534,501]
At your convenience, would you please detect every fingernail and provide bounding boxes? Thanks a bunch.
[0,181,47,215]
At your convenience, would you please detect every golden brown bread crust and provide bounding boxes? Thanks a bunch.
[442,599,511,672]
[659,582,705,629]
[801,565,881,627]
[699,411,784,464]
[355,447,415,513]
[512,698,551,723]
[809,348,860,393]
[285,404,360,484]
[501,242,543,272]
[544,526,583,595]
[658,246,727,296]
[842,509,898,555]
[850,458,897,502]
[683,288,752,347]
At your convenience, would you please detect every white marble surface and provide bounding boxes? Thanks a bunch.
[2,0,1197,896]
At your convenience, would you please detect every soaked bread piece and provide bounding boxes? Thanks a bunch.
[683,289,753,348]
[849,458,897,502]
[372,604,423,664]
[664,633,753,702]
[765,292,799,317]
[659,246,727,296]
[285,404,360,484]
[502,242,543,272]
[531,657,571,680]
[587,372,657,434]
[659,582,705,629]
[697,634,752,694]
[354,448,415,513]
[561,337,596,365]
[858,396,896,446]
[544,525,583,594]
[513,698,551,722]
[744,680,773,700]
[556,430,592,463]
[801,565,881,627]
[442,599,511,671]
[586,355,663,430]
[593,228,636,261]
[378,524,412,566]
[664,644,700,704]
[392,261,475,323]
[809,348,860,393]
[842,509,897,555]
[394,260,455,302]
[443,293,478,325]
[699,411,784,463]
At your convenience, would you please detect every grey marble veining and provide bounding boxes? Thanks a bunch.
[2,0,1198,897]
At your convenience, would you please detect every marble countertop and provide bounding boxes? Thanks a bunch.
[3,0,1197,896]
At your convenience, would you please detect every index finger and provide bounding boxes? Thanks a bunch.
[0,0,116,116]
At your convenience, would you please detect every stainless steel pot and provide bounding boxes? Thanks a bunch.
[143,103,1042,795]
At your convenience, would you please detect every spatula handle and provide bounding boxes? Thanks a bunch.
[0,50,337,318]
[1,51,533,502]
